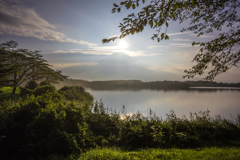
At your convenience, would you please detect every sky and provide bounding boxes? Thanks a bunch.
[0,0,240,83]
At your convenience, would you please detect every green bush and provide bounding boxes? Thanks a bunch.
[25,80,38,90]
[19,85,63,100]
[39,81,50,86]
[0,95,92,159]
[58,86,93,103]
[34,85,56,96]
[19,87,34,97]
[85,101,120,146]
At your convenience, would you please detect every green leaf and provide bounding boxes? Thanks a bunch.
[146,11,149,16]
[120,1,125,5]
[132,4,136,9]
[112,8,116,13]
[131,30,135,35]
[149,20,153,28]
[113,3,119,7]
[126,3,131,9]
[166,22,169,27]
[117,8,121,12]
[165,35,169,40]
[102,39,108,44]
[161,33,164,40]
[173,4,178,10]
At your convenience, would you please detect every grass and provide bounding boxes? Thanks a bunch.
[0,87,20,102]
[48,147,240,160]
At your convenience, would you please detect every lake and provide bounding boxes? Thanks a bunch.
[86,88,240,120]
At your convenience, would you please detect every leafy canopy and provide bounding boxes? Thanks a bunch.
[0,41,68,93]
[102,0,240,81]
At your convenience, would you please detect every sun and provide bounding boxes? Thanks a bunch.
[118,40,128,49]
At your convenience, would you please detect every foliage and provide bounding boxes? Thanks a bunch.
[118,109,240,149]
[102,0,240,81]
[0,60,12,88]
[39,80,50,86]
[24,80,38,90]
[0,95,92,159]
[85,101,120,146]
[19,87,34,97]
[0,41,68,94]
[19,84,55,97]
[1,85,240,159]
[58,86,93,104]
[34,85,57,96]
[43,69,68,85]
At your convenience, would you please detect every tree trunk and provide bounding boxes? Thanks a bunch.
[12,86,16,94]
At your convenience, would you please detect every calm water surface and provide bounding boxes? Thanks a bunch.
[86,88,240,120]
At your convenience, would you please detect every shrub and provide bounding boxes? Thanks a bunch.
[0,95,92,159]
[25,80,38,90]
[19,87,34,97]
[58,86,93,103]
[39,81,50,86]
[34,85,56,96]
[38,90,65,102]
[85,101,120,146]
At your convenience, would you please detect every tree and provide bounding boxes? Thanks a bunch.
[0,41,68,93]
[40,68,67,84]
[0,52,13,87]
[102,0,240,81]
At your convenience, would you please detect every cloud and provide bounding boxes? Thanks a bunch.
[170,43,192,48]
[189,34,215,38]
[148,46,167,50]
[147,66,188,74]
[44,46,160,57]
[168,31,192,36]
[44,46,118,55]
[108,35,120,38]
[173,39,193,42]
[0,1,95,46]
[51,62,97,68]
[174,50,199,59]
[123,50,161,57]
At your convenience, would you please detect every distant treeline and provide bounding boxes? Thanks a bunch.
[60,79,240,91]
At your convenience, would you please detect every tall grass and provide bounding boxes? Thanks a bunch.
[90,102,240,149]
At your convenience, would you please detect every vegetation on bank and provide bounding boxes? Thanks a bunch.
[0,83,240,159]
[61,79,240,91]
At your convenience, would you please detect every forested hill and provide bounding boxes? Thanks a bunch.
[58,79,240,91]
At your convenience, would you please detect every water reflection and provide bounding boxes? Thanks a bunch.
[86,88,240,120]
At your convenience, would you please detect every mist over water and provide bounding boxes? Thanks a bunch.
[86,88,240,120]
